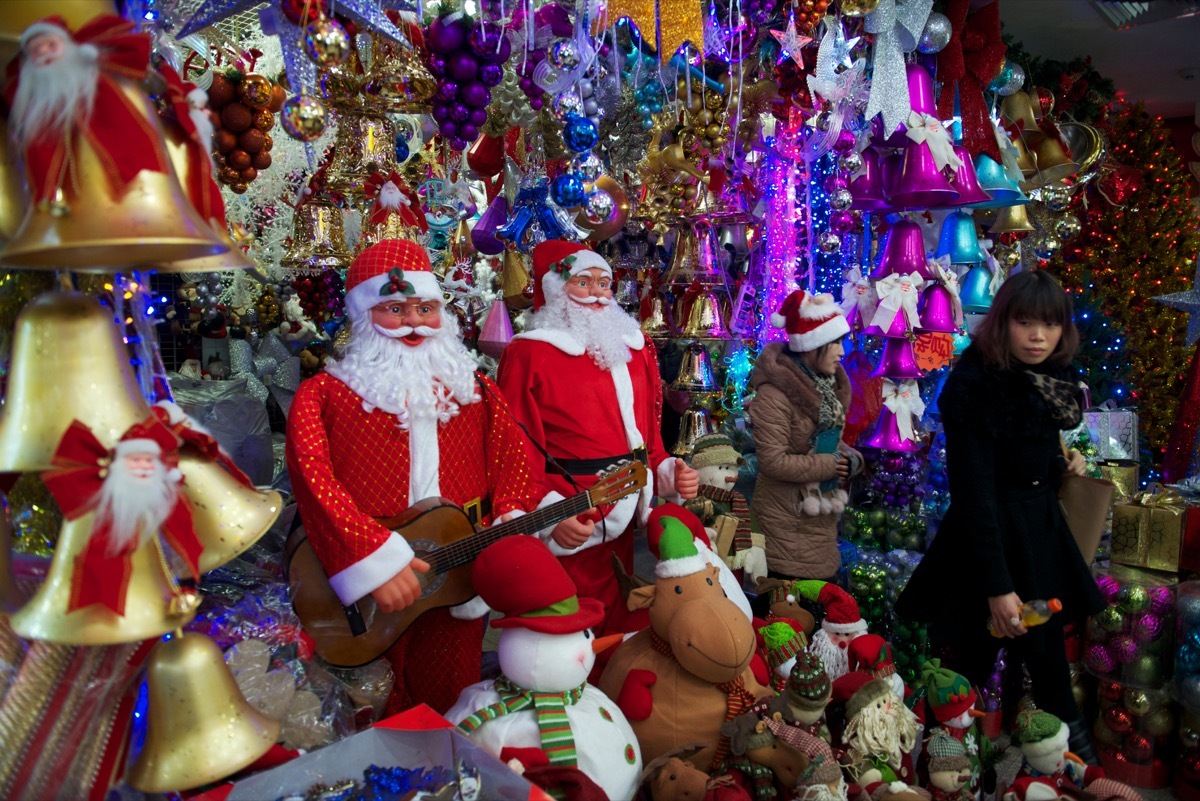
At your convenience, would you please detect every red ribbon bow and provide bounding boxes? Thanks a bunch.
[158,62,227,226]
[6,15,172,206]
[936,0,1006,164]
[151,405,255,488]
[41,417,204,616]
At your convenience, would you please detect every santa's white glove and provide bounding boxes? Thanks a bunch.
[449,596,492,620]
[742,546,768,584]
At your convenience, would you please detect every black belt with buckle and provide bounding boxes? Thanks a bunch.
[550,447,648,477]
[462,497,492,526]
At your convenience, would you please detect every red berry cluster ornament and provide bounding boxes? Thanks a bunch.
[208,70,286,194]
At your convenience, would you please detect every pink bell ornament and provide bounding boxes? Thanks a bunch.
[947,145,993,206]
[864,378,925,452]
[870,219,927,281]
[477,299,514,358]
[850,148,889,212]
[887,139,959,210]
[870,337,924,380]
[865,273,924,337]
[917,285,960,334]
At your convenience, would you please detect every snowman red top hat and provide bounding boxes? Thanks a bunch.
[531,240,612,311]
[474,535,605,635]
[771,289,850,353]
[344,238,442,319]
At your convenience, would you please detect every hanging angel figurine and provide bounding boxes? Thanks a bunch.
[841,266,878,333]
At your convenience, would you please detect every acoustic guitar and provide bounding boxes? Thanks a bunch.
[286,460,647,668]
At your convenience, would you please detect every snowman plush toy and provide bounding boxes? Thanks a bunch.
[447,536,642,801]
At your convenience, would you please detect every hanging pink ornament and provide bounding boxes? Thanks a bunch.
[478,299,514,358]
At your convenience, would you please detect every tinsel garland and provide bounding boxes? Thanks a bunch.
[1047,104,1200,462]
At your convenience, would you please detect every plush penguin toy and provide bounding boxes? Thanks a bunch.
[446,536,642,801]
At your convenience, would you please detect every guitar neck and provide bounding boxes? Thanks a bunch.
[434,490,598,571]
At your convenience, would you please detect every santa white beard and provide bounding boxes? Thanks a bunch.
[325,308,479,428]
[93,458,180,554]
[11,36,100,151]
[378,181,404,211]
[810,628,850,681]
[527,278,643,371]
[186,88,215,171]
[844,699,920,772]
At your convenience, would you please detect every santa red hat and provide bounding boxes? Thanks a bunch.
[795,580,867,636]
[112,417,184,482]
[473,535,604,636]
[847,634,897,679]
[344,239,441,319]
[771,290,850,354]
[531,240,612,311]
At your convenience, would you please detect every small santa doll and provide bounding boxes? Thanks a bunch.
[363,170,427,242]
[795,580,869,681]
[836,675,921,789]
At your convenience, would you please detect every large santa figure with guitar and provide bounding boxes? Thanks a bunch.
[286,238,542,714]
[497,240,700,636]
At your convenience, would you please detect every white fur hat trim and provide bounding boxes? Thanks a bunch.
[655,553,708,578]
[823,618,868,635]
[345,271,443,319]
[114,439,163,458]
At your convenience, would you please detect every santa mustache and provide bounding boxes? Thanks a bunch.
[373,324,440,339]
[569,295,614,306]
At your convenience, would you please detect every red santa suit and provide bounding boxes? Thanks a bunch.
[496,241,681,636]
[287,239,539,714]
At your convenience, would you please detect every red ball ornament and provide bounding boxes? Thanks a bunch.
[1104,707,1134,735]
[1124,733,1153,765]
[1180,750,1200,781]
[1098,681,1124,702]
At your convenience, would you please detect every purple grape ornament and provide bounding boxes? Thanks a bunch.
[448,52,479,82]
[427,15,467,54]
[461,81,490,109]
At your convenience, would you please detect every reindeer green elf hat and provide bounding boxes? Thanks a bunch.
[655,517,708,578]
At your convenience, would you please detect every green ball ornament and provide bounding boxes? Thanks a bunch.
[1124,689,1152,716]
[1118,586,1150,615]
[1141,706,1175,736]
[1125,654,1163,687]
[866,508,888,528]
[903,534,922,550]
[1098,606,1126,633]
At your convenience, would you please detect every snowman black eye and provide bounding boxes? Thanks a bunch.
[675,585,683,594]
[584,629,593,639]
[706,578,713,586]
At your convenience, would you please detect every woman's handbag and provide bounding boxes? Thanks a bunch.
[1058,440,1115,564]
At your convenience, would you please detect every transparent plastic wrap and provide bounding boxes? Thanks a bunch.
[1085,564,1177,689]
[170,375,274,486]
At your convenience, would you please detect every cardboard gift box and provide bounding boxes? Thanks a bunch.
[192,705,549,801]
[1111,485,1200,573]
[1084,400,1139,461]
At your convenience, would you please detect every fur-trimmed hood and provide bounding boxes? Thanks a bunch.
[750,342,852,416]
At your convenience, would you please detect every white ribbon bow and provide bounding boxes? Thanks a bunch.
[870,272,925,333]
[883,378,925,443]
[864,0,934,134]
[928,255,964,326]
[840,266,879,328]
[993,118,1026,184]
[985,247,1006,295]
[905,112,963,173]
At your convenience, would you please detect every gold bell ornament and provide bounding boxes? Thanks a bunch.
[0,118,25,244]
[639,289,674,339]
[361,33,437,113]
[324,110,400,198]
[180,451,282,575]
[670,342,719,393]
[671,406,716,457]
[281,197,353,272]
[502,250,534,310]
[161,121,256,273]
[1,66,228,269]
[1000,91,1045,145]
[0,292,150,473]
[1028,136,1080,188]
[10,513,198,644]
[987,203,1036,234]
[127,632,280,793]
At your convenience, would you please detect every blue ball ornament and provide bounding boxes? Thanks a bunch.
[550,173,586,207]
[562,113,599,153]
[394,136,410,164]
[1180,642,1200,675]
[1180,595,1200,628]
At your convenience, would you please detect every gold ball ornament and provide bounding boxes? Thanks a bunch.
[238,73,275,110]
[1123,689,1152,716]
[281,95,328,142]
[1141,706,1175,736]
[230,182,249,194]
[304,18,351,68]
[840,0,880,17]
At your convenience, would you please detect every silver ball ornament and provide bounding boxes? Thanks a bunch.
[838,152,864,175]
[817,231,842,254]
[583,99,599,117]
[994,245,1021,269]
[830,188,854,211]
[1033,232,1063,260]
[555,89,583,117]
[998,63,1026,97]
[573,152,603,181]
[550,39,581,70]
[917,12,952,54]
[1053,213,1082,240]
[583,189,615,225]
[1041,182,1073,212]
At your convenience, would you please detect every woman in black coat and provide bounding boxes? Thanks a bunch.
[895,270,1104,759]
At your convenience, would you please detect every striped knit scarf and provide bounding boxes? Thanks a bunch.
[648,629,758,771]
[456,676,586,767]
[696,484,754,553]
